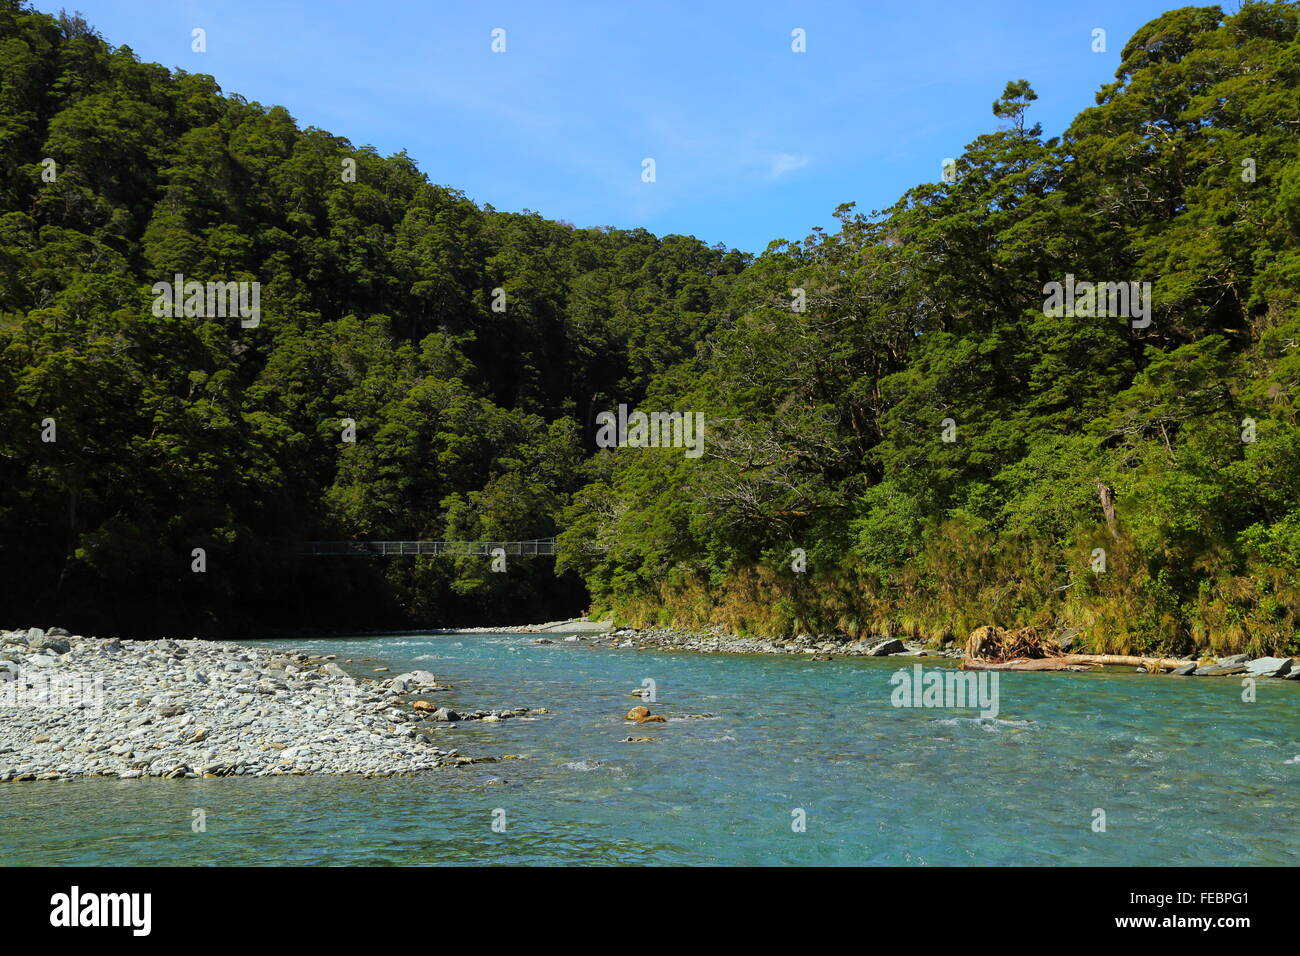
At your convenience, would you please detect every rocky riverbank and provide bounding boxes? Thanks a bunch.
[439,618,614,634]
[541,621,1300,678]
[0,627,533,782]
[539,623,961,659]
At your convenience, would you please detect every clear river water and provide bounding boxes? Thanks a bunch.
[1,630,1297,865]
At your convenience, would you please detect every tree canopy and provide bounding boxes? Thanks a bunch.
[3,1,1299,655]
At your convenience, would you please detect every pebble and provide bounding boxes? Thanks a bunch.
[574,624,1295,678]
[0,627,527,782]
[571,626,957,658]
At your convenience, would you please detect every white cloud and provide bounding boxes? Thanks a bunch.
[768,152,811,178]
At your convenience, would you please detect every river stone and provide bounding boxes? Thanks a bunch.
[392,669,436,686]
[1170,663,1198,675]
[1217,654,1249,666]
[1194,664,1247,676]
[1243,657,1293,678]
[24,629,70,654]
[865,638,906,656]
[431,707,459,721]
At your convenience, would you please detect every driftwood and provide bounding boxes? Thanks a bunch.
[961,625,1185,673]
[962,657,1091,672]
[1068,653,1187,670]
[962,653,1187,673]
[964,625,1054,661]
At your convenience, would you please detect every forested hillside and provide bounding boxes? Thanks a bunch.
[560,2,1300,657]
[3,2,1299,653]
[0,2,746,634]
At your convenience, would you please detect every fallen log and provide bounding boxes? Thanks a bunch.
[961,657,1092,672]
[961,653,1187,673]
[961,625,1191,673]
[1068,653,1187,671]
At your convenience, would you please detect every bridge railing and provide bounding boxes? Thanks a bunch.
[301,538,557,557]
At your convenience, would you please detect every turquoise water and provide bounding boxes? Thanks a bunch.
[2,632,1297,865]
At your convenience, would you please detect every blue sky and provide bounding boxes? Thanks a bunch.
[37,0,1182,253]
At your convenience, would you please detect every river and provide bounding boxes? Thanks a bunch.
[1,630,1296,865]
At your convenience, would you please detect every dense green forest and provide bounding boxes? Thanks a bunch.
[3,2,1300,653]
[0,1,747,633]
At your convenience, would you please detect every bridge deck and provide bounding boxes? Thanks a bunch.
[302,538,556,557]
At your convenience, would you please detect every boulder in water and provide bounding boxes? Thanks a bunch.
[865,638,906,656]
[1194,664,1247,676]
[1243,657,1293,678]
[394,669,437,686]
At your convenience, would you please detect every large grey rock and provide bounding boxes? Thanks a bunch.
[1243,657,1293,678]
[865,638,906,656]
[26,629,69,654]
[1217,653,1249,666]
[1194,664,1247,677]
[1170,663,1198,676]
[394,669,437,686]
[431,707,459,722]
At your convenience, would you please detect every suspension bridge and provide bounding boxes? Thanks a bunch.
[301,538,557,557]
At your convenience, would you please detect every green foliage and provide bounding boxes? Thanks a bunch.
[563,2,1300,655]
[0,0,745,633]
[4,1,1300,654]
